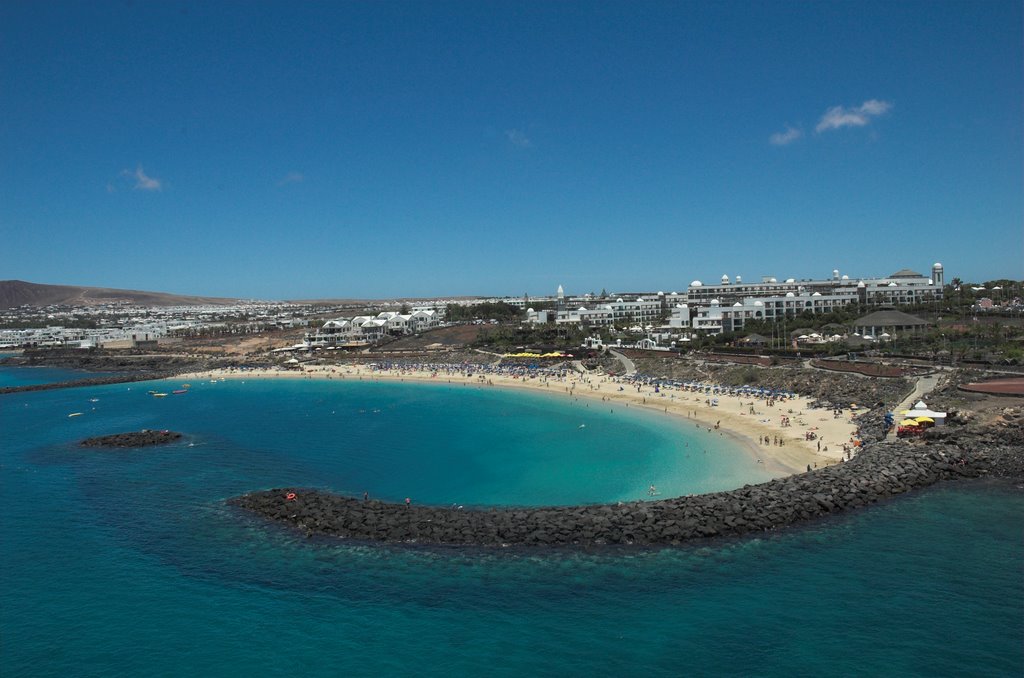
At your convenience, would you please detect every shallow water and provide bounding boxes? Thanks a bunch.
[1,379,1020,676]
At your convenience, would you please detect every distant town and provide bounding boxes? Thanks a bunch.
[1,263,1021,365]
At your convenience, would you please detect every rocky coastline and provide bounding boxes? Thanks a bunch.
[229,426,1022,548]
[0,349,260,394]
[81,430,183,447]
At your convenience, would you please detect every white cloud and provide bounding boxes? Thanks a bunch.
[277,171,305,187]
[770,126,803,146]
[816,99,892,133]
[123,165,162,191]
[504,129,532,148]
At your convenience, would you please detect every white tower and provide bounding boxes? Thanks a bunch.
[931,263,944,287]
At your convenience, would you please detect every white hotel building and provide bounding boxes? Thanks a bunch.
[686,264,944,307]
[670,264,945,336]
[306,310,441,347]
[524,285,665,327]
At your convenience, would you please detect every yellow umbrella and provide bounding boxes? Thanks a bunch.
[900,419,919,426]
[915,416,934,423]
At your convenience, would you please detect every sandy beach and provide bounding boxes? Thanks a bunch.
[176,362,860,476]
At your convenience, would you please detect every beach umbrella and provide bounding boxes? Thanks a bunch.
[915,416,934,423]
[900,419,919,426]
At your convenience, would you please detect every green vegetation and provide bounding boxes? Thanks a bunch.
[445,302,523,322]
[472,324,608,352]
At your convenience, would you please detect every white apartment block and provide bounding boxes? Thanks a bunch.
[307,310,441,347]
[686,264,944,307]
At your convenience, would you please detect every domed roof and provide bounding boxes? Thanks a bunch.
[754,301,764,306]
[933,262,943,268]
[785,292,795,297]
[785,278,796,283]
[721,274,730,282]
[733,302,743,307]
[769,277,777,283]
[812,292,821,296]
[841,275,849,280]
[657,291,664,295]
[691,280,703,287]
[710,298,720,305]
[888,282,898,287]
[527,307,534,313]
[857,281,866,288]
[616,298,624,303]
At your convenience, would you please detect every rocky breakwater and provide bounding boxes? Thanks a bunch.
[229,439,1019,547]
[81,430,183,448]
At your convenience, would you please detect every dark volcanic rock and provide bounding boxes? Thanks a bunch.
[228,437,1021,548]
[81,430,183,448]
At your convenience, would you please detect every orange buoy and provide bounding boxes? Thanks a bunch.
[285,492,297,501]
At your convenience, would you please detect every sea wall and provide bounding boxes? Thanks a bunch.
[229,434,1022,547]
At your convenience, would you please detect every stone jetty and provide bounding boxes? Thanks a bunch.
[81,430,183,448]
[229,432,1022,547]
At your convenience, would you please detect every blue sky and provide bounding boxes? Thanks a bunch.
[1,1,1020,300]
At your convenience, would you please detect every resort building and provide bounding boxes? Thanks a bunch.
[670,264,945,336]
[554,305,615,326]
[851,308,931,340]
[306,310,441,347]
[686,264,945,308]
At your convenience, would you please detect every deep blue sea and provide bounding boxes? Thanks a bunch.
[1,370,1021,676]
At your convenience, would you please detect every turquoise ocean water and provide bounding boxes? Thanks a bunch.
[0,356,119,388]
[1,370,1021,676]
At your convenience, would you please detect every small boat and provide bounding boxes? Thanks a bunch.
[68,412,83,417]
[172,389,187,395]
[88,398,99,403]
[152,392,168,398]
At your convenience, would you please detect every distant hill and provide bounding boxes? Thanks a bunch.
[0,280,243,309]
